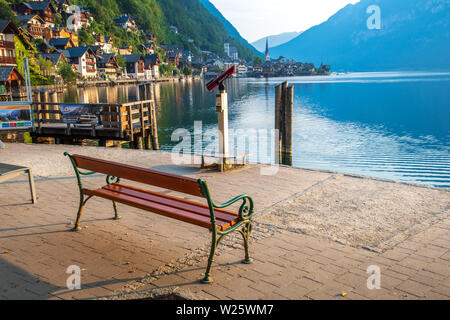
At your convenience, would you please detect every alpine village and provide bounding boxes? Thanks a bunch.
[0,0,331,100]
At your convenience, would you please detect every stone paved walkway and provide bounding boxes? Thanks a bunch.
[0,144,448,300]
[124,218,450,300]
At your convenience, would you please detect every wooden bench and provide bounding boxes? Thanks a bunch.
[64,152,254,284]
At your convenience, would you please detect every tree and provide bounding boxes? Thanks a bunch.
[0,0,18,24]
[36,56,56,84]
[54,12,63,27]
[38,56,55,77]
[58,61,78,84]
[117,55,126,69]
[160,63,177,77]
[182,65,192,76]
[253,56,263,65]
[78,30,94,46]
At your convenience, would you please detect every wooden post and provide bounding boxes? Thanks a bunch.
[282,85,293,165]
[275,82,293,165]
[138,102,145,150]
[40,89,49,120]
[145,82,152,100]
[49,90,59,120]
[138,84,146,102]
[150,83,159,150]
[145,133,152,150]
[144,89,152,151]
[136,136,144,150]
[274,83,283,163]
[127,105,134,147]
[34,89,41,128]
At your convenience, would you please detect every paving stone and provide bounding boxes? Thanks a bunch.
[396,280,433,298]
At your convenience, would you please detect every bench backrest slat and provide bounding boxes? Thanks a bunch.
[72,154,203,198]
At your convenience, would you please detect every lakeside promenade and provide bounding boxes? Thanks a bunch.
[0,143,449,300]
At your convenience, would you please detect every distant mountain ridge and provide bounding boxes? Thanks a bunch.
[270,0,450,71]
[252,32,302,52]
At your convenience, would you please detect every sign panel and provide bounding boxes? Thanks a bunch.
[0,102,32,131]
[59,104,100,124]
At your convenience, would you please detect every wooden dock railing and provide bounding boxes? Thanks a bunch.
[31,99,159,150]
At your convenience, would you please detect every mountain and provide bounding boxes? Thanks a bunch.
[158,0,256,60]
[270,0,450,71]
[252,32,302,52]
[198,0,261,57]
[3,0,256,61]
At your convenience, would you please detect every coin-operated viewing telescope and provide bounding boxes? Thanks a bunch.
[205,66,235,171]
[206,66,235,92]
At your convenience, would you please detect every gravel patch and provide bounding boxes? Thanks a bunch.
[259,175,450,251]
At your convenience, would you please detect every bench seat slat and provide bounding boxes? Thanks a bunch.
[83,188,236,231]
[104,184,239,225]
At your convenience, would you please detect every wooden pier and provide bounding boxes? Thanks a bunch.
[30,84,159,150]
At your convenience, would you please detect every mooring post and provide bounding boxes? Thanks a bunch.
[138,84,146,102]
[145,82,152,100]
[144,82,152,150]
[274,83,284,163]
[216,85,229,171]
[275,82,293,165]
[40,89,49,120]
[137,84,146,149]
[49,90,59,121]
[33,89,40,124]
[149,83,159,150]
[283,85,294,165]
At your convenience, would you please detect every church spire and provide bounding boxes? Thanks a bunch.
[265,37,270,62]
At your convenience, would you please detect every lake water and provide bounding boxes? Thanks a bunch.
[64,72,450,188]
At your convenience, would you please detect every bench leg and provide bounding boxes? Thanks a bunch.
[72,195,92,231]
[112,201,121,220]
[201,232,218,284]
[27,169,37,204]
[241,222,254,264]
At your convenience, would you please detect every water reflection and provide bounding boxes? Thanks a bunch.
[62,73,450,188]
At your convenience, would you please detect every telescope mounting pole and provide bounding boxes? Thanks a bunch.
[216,83,229,172]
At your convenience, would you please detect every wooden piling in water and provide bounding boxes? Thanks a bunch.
[149,83,159,150]
[40,89,49,120]
[33,89,40,123]
[274,81,293,165]
[144,82,152,151]
[140,82,159,151]
[48,90,59,120]
[37,89,53,144]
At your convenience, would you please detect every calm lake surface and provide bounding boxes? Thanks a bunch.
[64,72,450,188]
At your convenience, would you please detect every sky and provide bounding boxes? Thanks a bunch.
[209,0,360,43]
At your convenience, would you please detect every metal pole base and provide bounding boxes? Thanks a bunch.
[201,276,214,284]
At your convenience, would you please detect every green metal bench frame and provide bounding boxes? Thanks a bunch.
[64,152,254,284]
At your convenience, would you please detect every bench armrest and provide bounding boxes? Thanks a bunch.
[214,194,254,221]
[198,179,254,222]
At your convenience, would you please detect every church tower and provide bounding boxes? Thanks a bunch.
[265,37,270,62]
